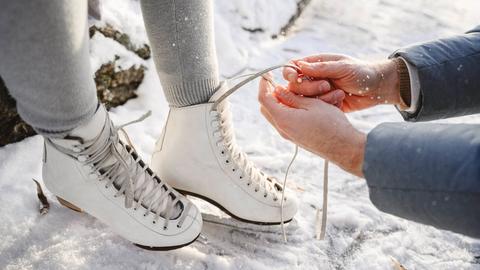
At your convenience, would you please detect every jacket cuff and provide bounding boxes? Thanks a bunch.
[393,58,411,107]
[396,57,421,114]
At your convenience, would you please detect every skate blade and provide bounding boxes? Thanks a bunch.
[134,233,201,251]
[176,189,294,226]
[201,213,297,235]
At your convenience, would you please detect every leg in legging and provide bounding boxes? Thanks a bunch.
[0,0,98,137]
[140,0,220,107]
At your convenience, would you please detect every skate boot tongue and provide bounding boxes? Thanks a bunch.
[70,105,107,142]
[50,105,107,149]
[51,105,182,220]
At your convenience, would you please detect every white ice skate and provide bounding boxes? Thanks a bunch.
[42,105,202,250]
[151,82,298,225]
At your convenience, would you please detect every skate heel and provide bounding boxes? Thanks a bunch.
[57,196,83,212]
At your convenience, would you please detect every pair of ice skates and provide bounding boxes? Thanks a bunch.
[42,82,298,250]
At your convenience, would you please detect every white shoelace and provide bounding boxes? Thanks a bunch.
[50,110,189,229]
[212,64,329,241]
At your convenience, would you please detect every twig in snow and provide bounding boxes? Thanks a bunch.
[32,179,50,215]
[241,27,265,33]
[272,0,313,39]
[391,257,408,270]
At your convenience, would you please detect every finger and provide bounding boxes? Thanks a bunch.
[258,76,290,118]
[260,106,276,127]
[288,80,331,96]
[298,53,348,63]
[282,60,299,83]
[274,86,316,110]
[283,54,348,82]
[337,100,344,109]
[297,60,344,78]
[317,89,346,105]
[260,106,291,140]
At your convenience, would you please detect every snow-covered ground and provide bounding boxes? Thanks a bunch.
[1,0,480,269]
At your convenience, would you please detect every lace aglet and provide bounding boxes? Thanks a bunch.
[139,110,152,121]
[315,159,329,241]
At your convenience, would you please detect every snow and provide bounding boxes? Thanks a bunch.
[1,0,480,269]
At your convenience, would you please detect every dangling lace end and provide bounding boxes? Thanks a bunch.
[116,110,153,153]
[280,145,298,243]
[315,208,322,240]
[118,110,152,129]
[315,159,329,240]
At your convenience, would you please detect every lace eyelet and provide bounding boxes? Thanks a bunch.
[239,176,243,179]
[143,213,147,217]
[133,208,137,211]
[105,185,108,189]
[254,189,258,192]
[152,220,156,224]
[232,168,235,172]
[264,194,267,198]
[163,226,168,230]
[177,224,181,228]
[221,151,225,155]
[225,160,229,164]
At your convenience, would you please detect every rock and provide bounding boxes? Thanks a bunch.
[0,77,36,147]
[88,0,102,20]
[95,56,146,110]
[90,24,151,60]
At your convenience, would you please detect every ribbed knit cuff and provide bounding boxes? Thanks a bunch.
[393,58,411,107]
[163,78,220,107]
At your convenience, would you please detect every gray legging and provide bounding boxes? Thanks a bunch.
[0,0,219,137]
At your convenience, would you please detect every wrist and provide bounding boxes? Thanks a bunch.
[374,59,404,107]
[347,131,366,178]
[333,130,366,178]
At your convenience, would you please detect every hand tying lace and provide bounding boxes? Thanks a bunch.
[212,64,329,242]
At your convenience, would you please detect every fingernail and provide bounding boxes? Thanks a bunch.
[287,73,297,82]
[319,81,330,91]
[297,61,309,68]
[264,72,273,80]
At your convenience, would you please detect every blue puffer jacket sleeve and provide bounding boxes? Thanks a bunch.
[363,26,480,238]
[364,122,480,238]
[390,25,480,122]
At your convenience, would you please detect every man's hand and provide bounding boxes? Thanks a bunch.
[283,54,406,112]
[258,73,366,177]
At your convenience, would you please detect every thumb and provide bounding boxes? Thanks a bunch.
[274,86,316,109]
[297,60,344,79]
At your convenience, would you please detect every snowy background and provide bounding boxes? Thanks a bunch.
[1,0,480,269]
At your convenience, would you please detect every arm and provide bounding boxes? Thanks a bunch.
[364,122,480,238]
[283,26,480,120]
[392,26,480,121]
[259,77,480,238]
